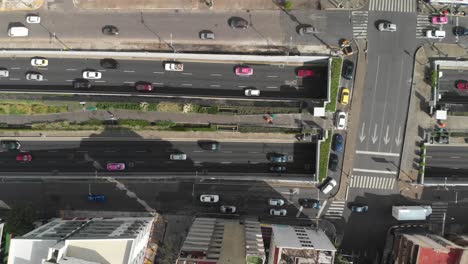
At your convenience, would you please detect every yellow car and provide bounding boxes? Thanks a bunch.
[340,88,350,105]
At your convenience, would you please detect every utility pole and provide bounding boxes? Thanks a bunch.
[441,212,446,236]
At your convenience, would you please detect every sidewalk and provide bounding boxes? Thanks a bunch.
[0,0,43,11]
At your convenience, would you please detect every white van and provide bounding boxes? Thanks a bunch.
[320,179,337,194]
[8,26,29,37]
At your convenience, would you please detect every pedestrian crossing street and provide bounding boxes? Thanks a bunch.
[350,175,396,190]
[429,202,448,222]
[416,15,431,38]
[352,11,368,39]
[323,200,346,220]
[369,0,415,13]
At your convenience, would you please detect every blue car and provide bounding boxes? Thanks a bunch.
[88,194,105,202]
[332,134,344,153]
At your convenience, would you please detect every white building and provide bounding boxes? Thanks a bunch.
[7,216,155,264]
[268,225,336,264]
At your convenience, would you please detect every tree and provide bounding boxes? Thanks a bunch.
[6,204,36,236]
[283,0,293,11]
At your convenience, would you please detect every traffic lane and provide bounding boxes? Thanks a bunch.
[352,154,401,173]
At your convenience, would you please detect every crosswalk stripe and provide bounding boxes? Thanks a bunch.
[350,175,396,190]
[323,201,346,220]
[352,11,368,39]
[429,202,448,222]
[369,0,415,13]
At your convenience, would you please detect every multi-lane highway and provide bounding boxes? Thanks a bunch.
[0,140,316,175]
[0,57,327,99]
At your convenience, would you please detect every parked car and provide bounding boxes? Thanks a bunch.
[378,22,397,32]
[426,29,446,39]
[431,15,448,25]
[25,72,43,81]
[332,134,344,153]
[88,194,105,202]
[135,82,154,92]
[1,140,20,150]
[164,62,184,71]
[82,70,102,79]
[244,88,260,96]
[229,17,249,29]
[298,25,315,35]
[0,68,9,77]
[320,178,337,194]
[200,194,219,203]
[73,79,91,89]
[456,80,468,90]
[100,58,119,69]
[220,205,236,213]
[106,162,125,171]
[335,111,347,130]
[268,153,287,163]
[297,69,315,78]
[235,66,253,76]
[16,153,32,162]
[199,141,220,151]
[270,208,287,216]
[299,198,321,209]
[351,204,369,213]
[342,60,354,80]
[340,88,350,105]
[329,154,339,172]
[199,30,215,40]
[270,165,286,173]
[31,57,48,67]
[269,198,285,206]
[170,153,187,160]
[102,25,119,35]
[26,14,41,24]
[453,26,468,36]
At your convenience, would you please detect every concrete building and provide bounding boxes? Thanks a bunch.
[392,233,468,264]
[177,217,265,264]
[7,216,155,264]
[268,225,336,264]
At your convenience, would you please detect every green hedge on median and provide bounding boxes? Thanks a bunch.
[325,58,343,112]
[318,130,332,182]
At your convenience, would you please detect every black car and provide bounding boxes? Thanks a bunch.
[342,60,354,80]
[229,17,249,29]
[268,153,287,163]
[73,79,91,89]
[332,134,344,153]
[270,165,286,173]
[329,153,339,171]
[199,141,220,151]
[299,198,321,209]
[102,25,119,35]
[453,26,468,36]
[1,140,20,150]
[100,58,119,69]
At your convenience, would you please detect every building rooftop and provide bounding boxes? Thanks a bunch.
[271,225,336,251]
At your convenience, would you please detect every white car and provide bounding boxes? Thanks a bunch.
[0,69,9,77]
[320,179,337,194]
[269,198,285,206]
[170,153,187,160]
[270,208,287,216]
[426,29,446,39]
[378,22,397,32]
[200,194,219,203]
[26,15,41,24]
[31,57,48,67]
[164,62,184,71]
[335,111,347,130]
[244,88,260,96]
[26,72,43,81]
[82,70,102,79]
[220,205,236,213]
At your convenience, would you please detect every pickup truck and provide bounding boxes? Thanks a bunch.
[164,62,184,71]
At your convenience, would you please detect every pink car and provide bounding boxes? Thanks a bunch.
[431,15,448,25]
[106,162,125,171]
[235,66,253,76]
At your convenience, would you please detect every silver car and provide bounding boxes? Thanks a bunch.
[220,205,236,213]
[82,70,102,79]
[269,198,285,206]
[26,72,43,81]
[270,208,287,216]
[200,30,215,40]
[170,153,187,160]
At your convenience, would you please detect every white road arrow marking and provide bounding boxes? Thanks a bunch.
[383,126,390,145]
[372,124,378,144]
[359,123,366,142]
[395,126,402,146]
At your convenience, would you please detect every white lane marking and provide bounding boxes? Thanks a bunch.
[182,72,193,75]
[123,81,135,84]
[238,85,247,88]
[210,74,222,76]
[153,72,164,74]
[249,161,259,164]
[123,70,135,73]
[11,67,21,70]
[210,84,221,87]
[266,86,277,89]
[267,75,278,78]
[9,78,20,81]
[192,150,204,153]
[220,161,232,164]
[222,151,233,153]
[66,69,77,71]
[182,83,192,86]
[104,150,116,152]
[65,80,73,82]
[355,150,400,157]
[95,80,106,83]
[153,82,164,85]
[135,150,146,153]
[248,151,260,154]
[450,156,461,159]
[353,168,397,175]
[296,206,304,217]
[316,200,327,218]
[98,69,106,72]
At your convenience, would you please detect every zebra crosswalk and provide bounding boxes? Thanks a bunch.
[369,0,415,13]
[352,11,368,39]
[429,202,448,222]
[350,175,396,190]
[323,200,346,220]
[416,15,431,38]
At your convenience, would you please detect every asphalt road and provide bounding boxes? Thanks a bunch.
[0,140,316,175]
[425,145,468,183]
[0,57,328,99]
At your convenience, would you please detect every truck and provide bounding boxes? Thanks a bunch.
[392,206,432,221]
[164,62,183,71]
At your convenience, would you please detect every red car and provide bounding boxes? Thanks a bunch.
[135,82,154,92]
[297,69,315,78]
[106,163,125,171]
[457,80,468,90]
[431,15,448,25]
[235,66,253,76]
[16,153,32,162]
